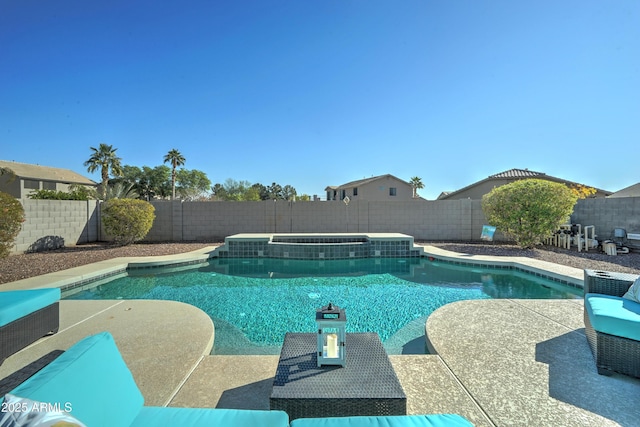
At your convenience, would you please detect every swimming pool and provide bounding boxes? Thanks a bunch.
[65,257,582,355]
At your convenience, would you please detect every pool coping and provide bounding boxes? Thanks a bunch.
[0,246,220,292]
[416,245,584,289]
[0,244,585,293]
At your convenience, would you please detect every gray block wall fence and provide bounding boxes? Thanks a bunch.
[570,197,640,241]
[10,196,640,253]
[13,199,100,253]
[143,199,489,242]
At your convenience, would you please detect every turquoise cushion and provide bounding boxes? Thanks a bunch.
[290,414,474,427]
[0,288,60,327]
[131,407,289,427]
[9,332,144,427]
[585,293,640,341]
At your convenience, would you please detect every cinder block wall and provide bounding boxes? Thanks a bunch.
[143,201,174,241]
[364,199,484,240]
[182,201,268,240]
[13,199,99,253]
[144,199,491,242]
[13,196,638,253]
[571,197,640,240]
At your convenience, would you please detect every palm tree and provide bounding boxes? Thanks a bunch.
[84,143,123,200]
[104,182,139,200]
[409,176,424,198]
[163,149,186,200]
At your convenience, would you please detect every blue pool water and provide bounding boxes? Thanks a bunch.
[66,257,581,354]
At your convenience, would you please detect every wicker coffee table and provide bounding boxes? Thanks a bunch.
[270,332,406,420]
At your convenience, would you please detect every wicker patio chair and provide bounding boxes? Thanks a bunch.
[583,269,640,378]
[0,290,60,365]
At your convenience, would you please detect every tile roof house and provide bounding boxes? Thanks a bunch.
[0,160,96,198]
[325,174,417,201]
[437,168,611,200]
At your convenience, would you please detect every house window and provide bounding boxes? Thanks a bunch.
[340,190,346,200]
[389,187,397,196]
[24,179,39,190]
[353,187,358,196]
[43,181,56,190]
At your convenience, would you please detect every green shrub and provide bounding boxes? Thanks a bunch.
[481,179,578,249]
[0,191,25,258]
[102,199,155,245]
[28,187,94,200]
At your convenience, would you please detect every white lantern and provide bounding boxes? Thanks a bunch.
[316,302,346,367]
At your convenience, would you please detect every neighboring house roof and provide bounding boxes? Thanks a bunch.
[326,174,411,191]
[438,168,611,200]
[487,169,547,179]
[0,160,96,185]
[608,182,640,198]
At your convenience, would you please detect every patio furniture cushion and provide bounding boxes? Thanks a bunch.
[8,332,144,427]
[585,293,640,341]
[0,288,60,327]
[290,414,474,427]
[4,331,290,427]
[131,407,289,427]
[623,276,640,303]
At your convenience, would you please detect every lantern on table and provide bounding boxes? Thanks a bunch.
[316,302,346,367]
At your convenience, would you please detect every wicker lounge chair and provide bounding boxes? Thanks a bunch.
[583,270,640,378]
[0,289,60,365]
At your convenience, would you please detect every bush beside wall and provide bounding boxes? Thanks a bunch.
[0,191,25,258]
[102,199,155,245]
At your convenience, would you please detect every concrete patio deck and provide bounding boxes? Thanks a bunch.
[1,246,639,426]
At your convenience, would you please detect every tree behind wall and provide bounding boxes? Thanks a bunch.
[163,149,186,200]
[176,168,211,200]
[84,143,123,200]
[410,176,424,198]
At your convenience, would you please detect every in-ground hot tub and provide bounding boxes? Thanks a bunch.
[215,233,424,260]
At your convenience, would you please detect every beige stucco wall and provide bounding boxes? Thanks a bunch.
[338,176,414,202]
[443,179,513,200]
[0,176,89,199]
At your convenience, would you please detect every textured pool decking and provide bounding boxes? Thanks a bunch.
[2,246,639,425]
[0,299,214,406]
[427,299,640,426]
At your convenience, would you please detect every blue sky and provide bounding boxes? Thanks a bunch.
[1,0,638,199]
